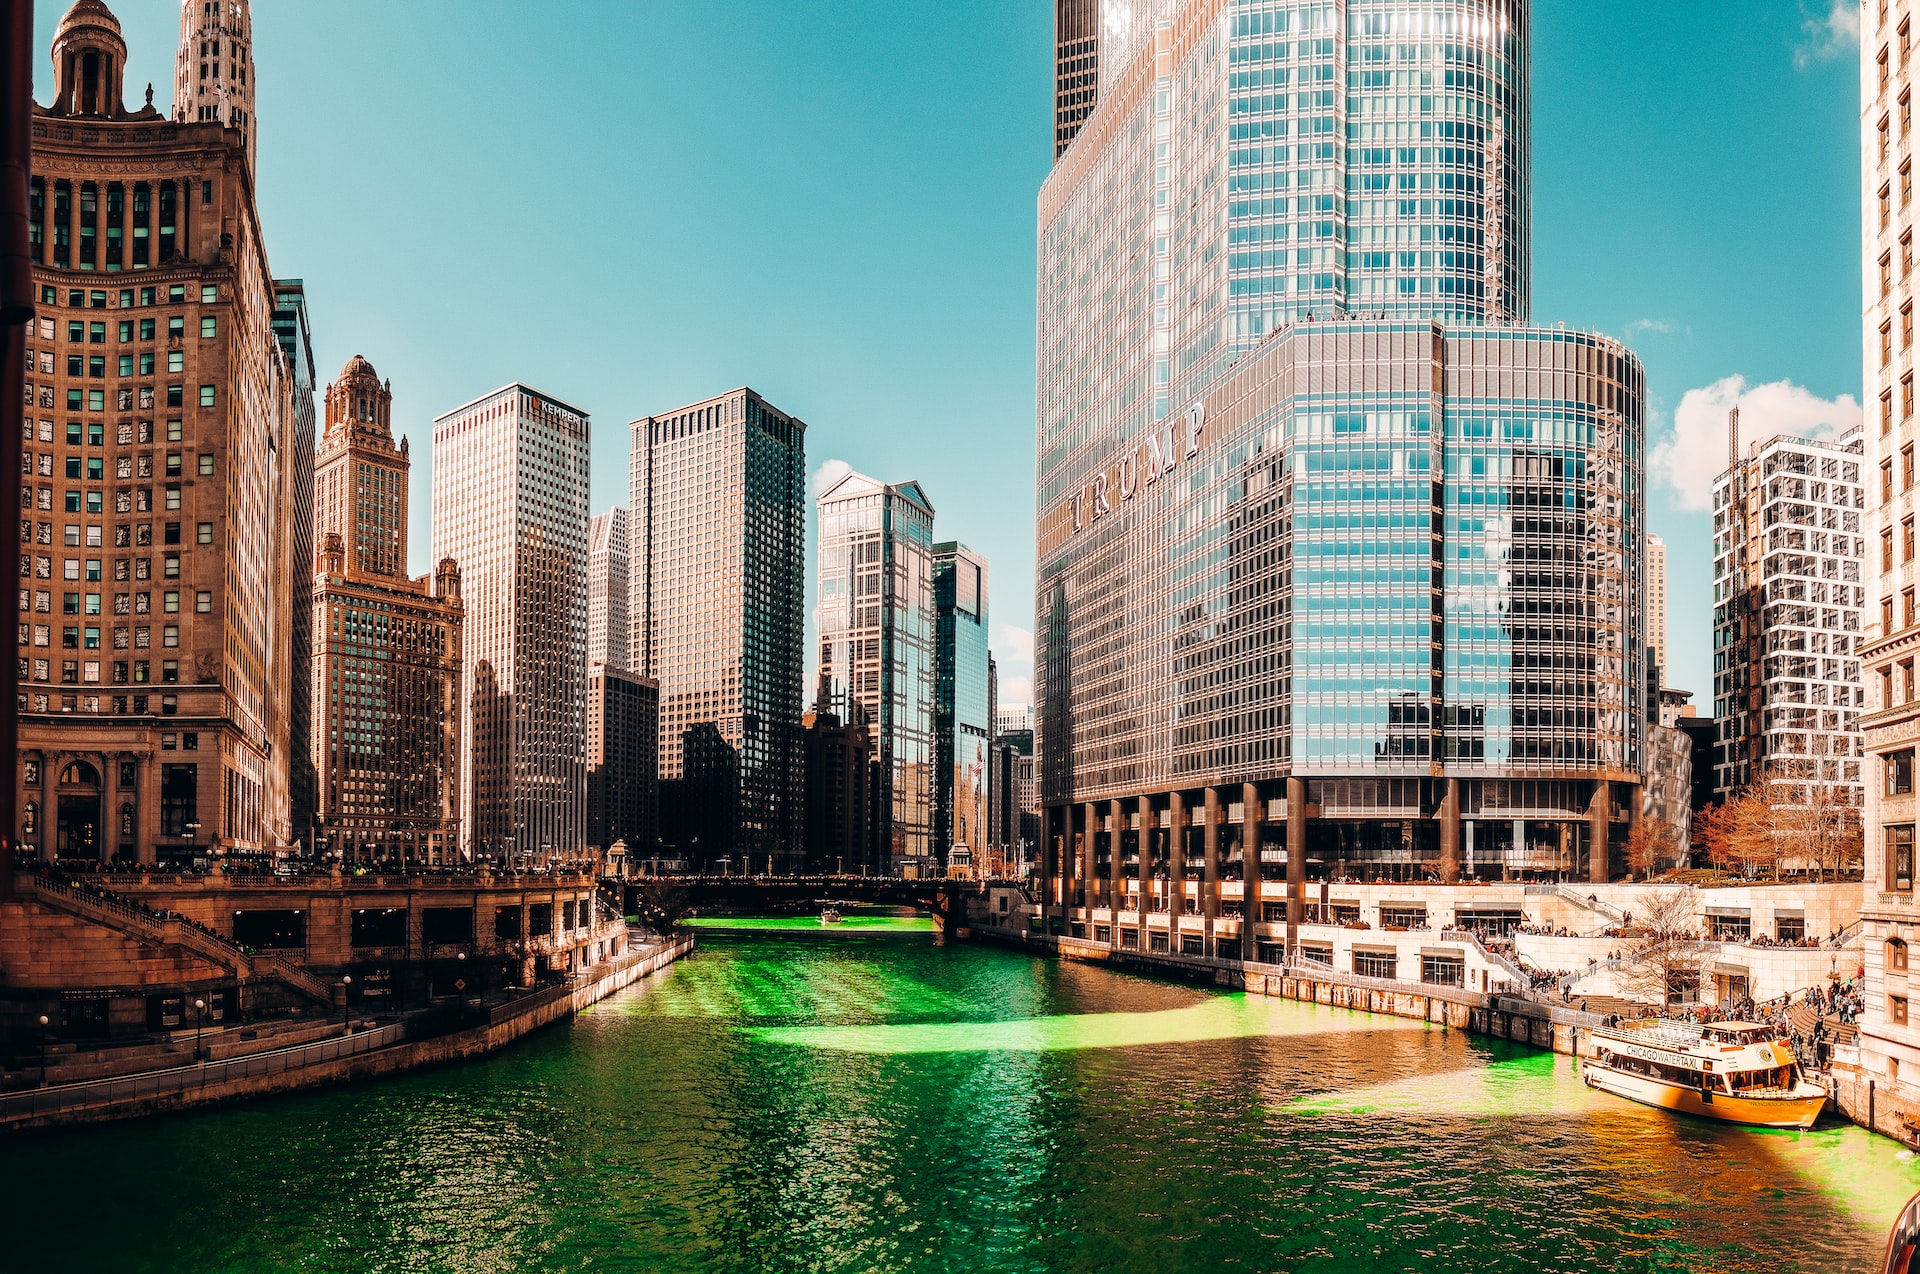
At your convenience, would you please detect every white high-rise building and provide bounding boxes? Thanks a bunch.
[431,385,590,862]
[1711,428,1865,808]
[1860,1,1920,1124]
[587,507,630,673]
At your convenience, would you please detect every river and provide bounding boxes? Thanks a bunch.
[6,924,1917,1273]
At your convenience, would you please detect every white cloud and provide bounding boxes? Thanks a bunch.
[1625,317,1675,339]
[1650,375,1862,512]
[1795,1,1860,68]
[811,458,852,498]
[1000,674,1033,709]
[996,623,1034,664]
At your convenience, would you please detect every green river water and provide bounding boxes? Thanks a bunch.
[7,925,1920,1273]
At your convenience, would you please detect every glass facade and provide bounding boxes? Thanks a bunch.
[816,473,936,872]
[933,542,992,871]
[1037,0,1647,899]
[1039,324,1643,820]
[630,390,807,871]
[1041,0,1529,493]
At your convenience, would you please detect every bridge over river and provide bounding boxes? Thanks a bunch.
[619,875,1012,929]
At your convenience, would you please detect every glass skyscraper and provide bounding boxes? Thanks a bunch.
[1037,0,1645,958]
[933,542,992,873]
[816,472,936,874]
[630,389,807,872]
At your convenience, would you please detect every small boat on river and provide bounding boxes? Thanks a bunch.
[1581,1019,1827,1130]
[820,906,843,926]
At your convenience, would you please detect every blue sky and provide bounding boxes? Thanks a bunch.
[36,0,1864,712]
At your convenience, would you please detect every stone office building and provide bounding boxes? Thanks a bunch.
[311,357,464,867]
[1034,0,1646,957]
[17,0,301,865]
[630,389,807,872]
[432,385,591,864]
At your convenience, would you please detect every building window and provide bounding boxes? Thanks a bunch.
[1353,950,1397,979]
[1893,751,1915,796]
[1895,996,1911,1028]
[1892,938,1910,972]
[198,385,215,408]
[1892,825,1916,892]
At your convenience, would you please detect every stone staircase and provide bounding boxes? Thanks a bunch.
[1554,886,1626,929]
[16,872,333,1004]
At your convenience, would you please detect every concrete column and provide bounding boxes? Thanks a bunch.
[137,750,157,866]
[1082,800,1097,922]
[1169,790,1186,942]
[101,752,119,864]
[1437,777,1460,884]
[1202,787,1221,954]
[40,751,58,862]
[1287,775,1308,961]
[1588,780,1610,885]
[1242,782,1262,963]
[1108,798,1124,937]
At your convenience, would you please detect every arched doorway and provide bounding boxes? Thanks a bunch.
[57,760,102,862]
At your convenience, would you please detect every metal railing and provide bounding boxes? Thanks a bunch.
[0,1019,411,1124]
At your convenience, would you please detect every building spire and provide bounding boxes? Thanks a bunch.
[174,0,257,179]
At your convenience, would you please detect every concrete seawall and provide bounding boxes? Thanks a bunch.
[970,926,1602,1055]
[1,934,695,1131]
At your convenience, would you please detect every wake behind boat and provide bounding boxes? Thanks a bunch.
[1581,1019,1827,1130]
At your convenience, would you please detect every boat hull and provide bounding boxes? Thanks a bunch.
[1582,1061,1826,1130]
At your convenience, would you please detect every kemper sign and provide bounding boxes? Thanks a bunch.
[1068,401,1206,533]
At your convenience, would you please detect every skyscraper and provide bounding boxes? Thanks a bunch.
[1054,0,1101,158]
[16,0,298,864]
[816,472,937,874]
[1859,5,1920,1100]
[587,665,659,860]
[587,507,630,673]
[175,0,258,177]
[312,357,464,866]
[433,385,590,863]
[1711,428,1864,808]
[1036,0,1642,961]
[272,279,318,853]
[630,389,806,872]
[932,542,992,873]
[1646,532,1668,684]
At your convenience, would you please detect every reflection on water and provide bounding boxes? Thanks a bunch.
[3,931,1914,1274]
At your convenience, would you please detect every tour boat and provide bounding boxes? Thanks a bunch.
[1581,1019,1827,1130]
[820,907,844,926]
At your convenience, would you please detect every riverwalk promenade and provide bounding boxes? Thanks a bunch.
[0,932,693,1131]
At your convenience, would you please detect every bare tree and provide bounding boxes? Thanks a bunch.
[1771,767,1863,883]
[630,878,694,937]
[1625,816,1683,881]
[1617,887,1710,1007]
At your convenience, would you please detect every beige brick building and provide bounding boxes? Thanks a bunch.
[311,356,463,867]
[16,0,301,865]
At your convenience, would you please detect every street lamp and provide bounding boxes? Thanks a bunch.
[193,997,206,1062]
[184,820,201,868]
[340,974,351,1027]
[37,1014,49,1086]
[456,950,467,1000]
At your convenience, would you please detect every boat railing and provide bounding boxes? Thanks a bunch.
[1597,1019,1705,1051]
